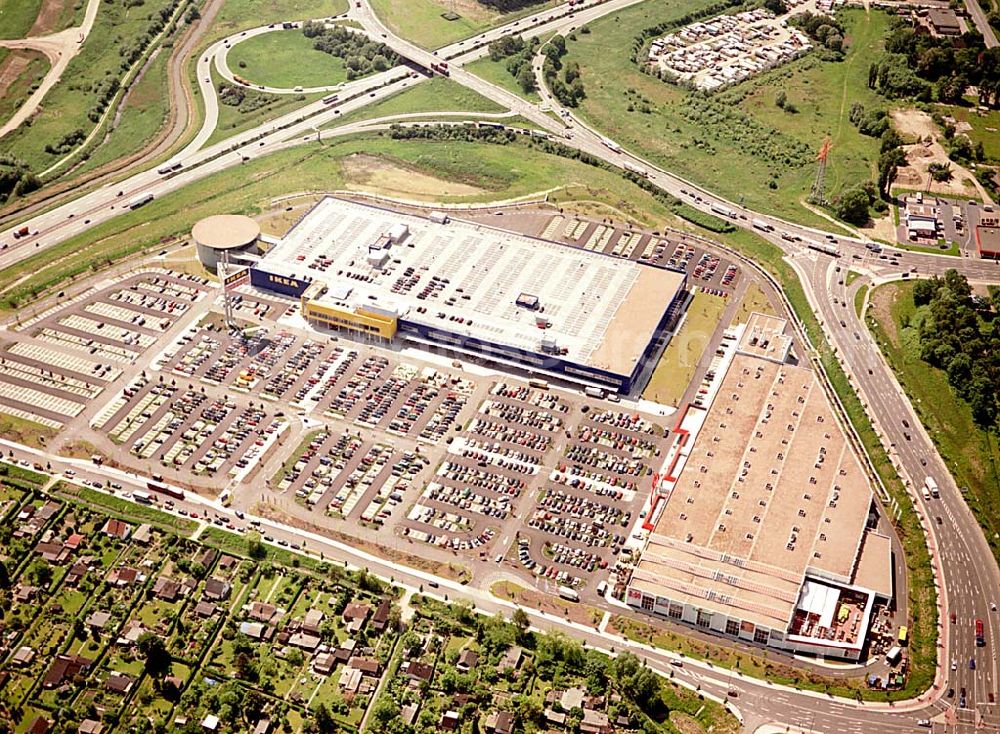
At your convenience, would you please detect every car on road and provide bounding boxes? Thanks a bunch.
[916,720,930,728]
[970,657,976,670]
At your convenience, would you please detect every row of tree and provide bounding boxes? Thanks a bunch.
[912,270,1000,428]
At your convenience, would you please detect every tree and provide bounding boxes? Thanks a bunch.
[28,560,52,587]
[512,607,530,635]
[313,703,336,734]
[913,277,938,306]
[835,186,872,225]
[775,89,787,109]
[138,632,171,677]
[516,64,535,93]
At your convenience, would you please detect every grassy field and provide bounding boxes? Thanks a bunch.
[464,55,542,104]
[55,483,200,535]
[0,49,47,128]
[0,134,678,310]
[0,0,178,173]
[206,66,324,146]
[74,48,171,176]
[938,102,1000,162]
[0,413,56,449]
[731,280,775,325]
[562,4,890,227]
[369,0,559,49]
[643,291,727,406]
[331,76,506,126]
[854,282,868,318]
[206,0,349,44]
[227,30,350,89]
[867,281,1000,554]
[0,0,42,39]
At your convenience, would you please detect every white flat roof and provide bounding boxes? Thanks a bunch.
[261,197,686,376]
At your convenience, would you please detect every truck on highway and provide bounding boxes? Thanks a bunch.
[128,193,154,210]
[921,485,932,501]
[751,218,774,232]
[976,618,986,647]
[623,161,648,177]
[805,240,840,258]
[133,490,155,505]
[600,136,622,153]
[558,585,579,602]
[924,476,939,498]
[322,94,339,104]
[710,202,734,219]
[157,162,182,175]
[13,225,30,239]
[584,386,606,399]
[430,61,449,76]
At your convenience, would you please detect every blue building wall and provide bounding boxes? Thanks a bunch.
[250,266,312,298]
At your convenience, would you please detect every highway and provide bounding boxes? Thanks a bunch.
[1,0,1000,730]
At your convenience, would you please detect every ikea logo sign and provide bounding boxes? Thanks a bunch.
[268,274,300,288]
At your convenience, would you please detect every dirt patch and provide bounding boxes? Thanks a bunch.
[869,284,903,349]
[341,153,485,198]
[258,195,324,237]
[891,108,938,141]
[253,504,471,582]
[895,142,982,198]
[29,0,72,36]
[490,580,601,627]
[668,712,704,734]
[859,212,898,243]
[0,51,29,89]
[437,0,495,23]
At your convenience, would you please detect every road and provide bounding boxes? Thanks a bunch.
[1,0,1000,730]
[0,0,102,139]
[963,0,999,49]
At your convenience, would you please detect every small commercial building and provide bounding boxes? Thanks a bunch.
[975,217,1000,260]
[193,214,261,272]
[248,197,688,393]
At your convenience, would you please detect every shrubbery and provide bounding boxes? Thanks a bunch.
[301,22,398,80]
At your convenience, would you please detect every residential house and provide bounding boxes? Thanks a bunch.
[498,646,523,673]
[289,632,321,651]
[102,519,131,541]
[314,652,337,675]
[401,660,433,684]
[43,654,92,688]
[456,649,479,673]
[133,524,152,545]
[240,622,265,641]
[371,599,391,632]
[247,601,279,623]
[27,717,50,734]
[198,548,218,569]
[252,720,272,734]
[401,704,419,726]
[485,711,514,734]
[218,554,237,571]
[35,542,71,564]
[118,620,147,647]
[86,611,112,632]
[544,710,567,727]
[152,577,181,602]
[302,608,325,635]
[347,656,380,676]
[64,533,84,551]
[580,710,613,734]
[105,673,134,695]
[14,584,37,603]
[338,666,362,693]
[342,602,370,634]
[107,567,139,588]
[12,646,35,666]
[66,559,90,586]
[194,601,217,618]
[333,638,357,663]
[440,711,460,731]
[203,577,231,602]
[79,720,104,734]
[202,714,220,732]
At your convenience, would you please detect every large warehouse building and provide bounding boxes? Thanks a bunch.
[248,197,688,393]
[626,314,892,660]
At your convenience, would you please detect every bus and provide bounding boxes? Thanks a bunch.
[584,386,606,399]
[133,490,155,505]
[806,240,840,258]
[976,618,985,647]
[147,480,183,500]
[528,378,549,390]
[925,476,939,498]
[596,580,608,597]
[558,586,579,602]
[322,94,339,105]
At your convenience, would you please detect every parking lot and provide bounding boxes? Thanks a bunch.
[0,271,207,429]
[463,208,740,293]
